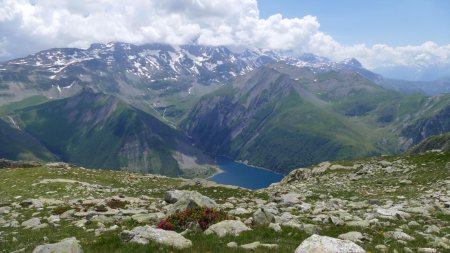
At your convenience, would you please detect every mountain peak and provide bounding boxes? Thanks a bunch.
[340,58,363,68]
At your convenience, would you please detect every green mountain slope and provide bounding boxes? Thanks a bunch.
[10,90,206,176]
[183,64,450,173]
[183,66,382,172]
[407,133,450,154]
[0,118,56,161]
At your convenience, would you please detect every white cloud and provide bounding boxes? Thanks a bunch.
[0,0,449,71]
[0,37,9,57]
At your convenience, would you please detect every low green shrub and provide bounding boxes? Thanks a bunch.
[52,205,72,215]
[157,207,231,232]
[106,199,128,209]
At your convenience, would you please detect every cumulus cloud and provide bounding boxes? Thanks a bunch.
[0,0,449,70]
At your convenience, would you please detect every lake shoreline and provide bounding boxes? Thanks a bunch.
[207,156,284,190]
[206,166,224,179]
[236,159,286,176]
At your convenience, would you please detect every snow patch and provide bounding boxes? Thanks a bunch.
[63,83,74,89]
[7,116,20,130]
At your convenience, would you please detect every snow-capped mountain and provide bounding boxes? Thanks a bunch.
[2,42,370,86]
[0,42,377,121]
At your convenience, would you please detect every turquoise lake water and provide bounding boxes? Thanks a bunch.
[208,156,284,190]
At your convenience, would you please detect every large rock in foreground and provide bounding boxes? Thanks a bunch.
[295,234,365,253]
[204,220,251,237]
[252,207,276,225]
[165,190,218,214]
[32,237,83,253]
[121,226,192,249]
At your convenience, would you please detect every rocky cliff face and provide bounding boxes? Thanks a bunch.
[401,104,450,145]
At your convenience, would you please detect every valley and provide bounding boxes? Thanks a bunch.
[0,43,449,176]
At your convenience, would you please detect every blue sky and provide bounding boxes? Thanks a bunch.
[258,0,450,46]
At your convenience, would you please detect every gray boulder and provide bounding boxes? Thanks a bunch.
[295,234,365,253]
[240,241,278,250]
[253,207,276,225]
[338,231,365,243]
[228,207,251,215]
[121,226,192,249]
[164,190,186,204]
[376,207,410,219]
[22,218,41,229]
[131,213,165,223]
[204,220,251,237]
[269,223,282,232]
[32,237,83,253]
[0,206,11,214]
[384,231,415,241]
[280,193,302,206]
[165,190,218,214]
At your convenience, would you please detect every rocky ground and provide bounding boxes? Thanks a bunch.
[0,150,449,252]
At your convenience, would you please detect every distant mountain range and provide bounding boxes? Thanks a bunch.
[1,42,386,125]
[0,42,449,175]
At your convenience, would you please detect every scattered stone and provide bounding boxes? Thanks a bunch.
[61,210,75,219]
[345,220,370,228]
[240,241,278,250]
[279,193,302,206]
[20,199,35,208]
[227,242,238,248]
[164,190,185,203]
[294,235,365,253]
[378,160,392,167]
[399,180,412,185]
[47,215,61,224]
[229,207,251,215]
[302,224,321,235]
[368,199,381,205]
[221,202,234,209]
[204,220,251,237]
[376,207,410,219]
[404,247,414,253]
[417,248,438,253]
[121,226,192,249]
[375,244,388,252]
[407,221,420,227]
[384,231,415,241]
[0,206,11,214]
[338,231,365,243]
[252,207,275,225]
[32,237,83,253]
[268,223,282,232]
[240,241,261,250]
[329,215,344,226]
[131,213,165,223]
[424,225,440,234]
[21,218,41,229]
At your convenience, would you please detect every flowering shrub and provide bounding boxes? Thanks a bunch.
[157,207,230,232]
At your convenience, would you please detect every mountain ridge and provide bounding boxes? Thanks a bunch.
[183,63,450,172]
[1,90,213,176]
